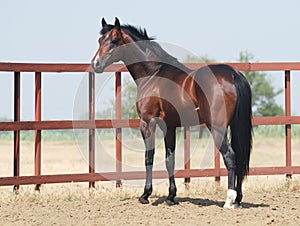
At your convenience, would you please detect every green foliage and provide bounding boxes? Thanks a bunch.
[185,54,216,63]
[253,125,300,138]
[42,130,75,141]
[0,131,13,140]
[97,76,139,119]
[0,53,288,141]
[0,131,34,141]
[121,77,139,119]
[238,51,284,116]
[99,52,284,119]
[185,52,284,116]
[0,130,75,141]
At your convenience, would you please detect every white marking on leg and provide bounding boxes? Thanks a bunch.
[223,189,237,209]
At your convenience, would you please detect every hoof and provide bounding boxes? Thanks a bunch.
[166,198,177,206]
[139,196,149,204]
[223,203,242,209]
[234,202,243,209]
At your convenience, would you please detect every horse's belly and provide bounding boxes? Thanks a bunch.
[163,106,202,127]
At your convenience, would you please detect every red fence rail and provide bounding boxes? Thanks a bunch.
[1,62,300,189]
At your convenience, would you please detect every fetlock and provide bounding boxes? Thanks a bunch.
[169,185,177,198]
[139,185,152,204]
[166,185,177,206]
[223,189,237,209]
[235,192,243,206]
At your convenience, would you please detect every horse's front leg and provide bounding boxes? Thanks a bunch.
[139,119,156,204]
[164,127,177,205]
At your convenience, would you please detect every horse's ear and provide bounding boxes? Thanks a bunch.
[101,18,107,28]
[114,17,121,30]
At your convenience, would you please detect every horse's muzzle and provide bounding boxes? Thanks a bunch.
[91,60,105,73]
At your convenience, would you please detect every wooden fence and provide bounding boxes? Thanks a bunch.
[0,62,300,190]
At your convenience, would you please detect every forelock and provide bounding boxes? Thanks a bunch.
[100,25,114,35]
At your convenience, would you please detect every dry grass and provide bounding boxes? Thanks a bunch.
[0,176,299,205]
[0,137,300,204]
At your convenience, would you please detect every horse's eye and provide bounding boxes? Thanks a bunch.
[111,39,119,45]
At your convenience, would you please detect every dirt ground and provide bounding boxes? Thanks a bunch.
[0,138,300,225]
[0,187,299,226]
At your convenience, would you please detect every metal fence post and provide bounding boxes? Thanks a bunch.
[184,127,191,188]
[214,145,221,185]
[13,72,21,192]
[34,72,42,191]
[285,70,292,178]
[115,72,122,187]
[89,72,96,188]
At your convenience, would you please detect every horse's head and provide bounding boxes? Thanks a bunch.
[92,17,125,73]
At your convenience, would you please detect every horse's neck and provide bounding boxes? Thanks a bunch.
[126,62,161,82]
[122,39,191,85]
[122,44,161,83]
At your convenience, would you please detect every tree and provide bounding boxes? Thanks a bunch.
[121,76,139,119]
[238,51,284,116]
[100,52,284,118]
[97,76,139,119]
[186,52,284,116]
[185,54,216,63]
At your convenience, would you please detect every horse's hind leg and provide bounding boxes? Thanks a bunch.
[210,128,237,209]
[139,119,156,204]
[164,127,177,205]
[235,173,243,207]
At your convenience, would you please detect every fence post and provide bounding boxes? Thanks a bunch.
[13,72,21,192]
[115,72,122,187]
[285,70,292,178]
[89,72,95,188]
[184,127,191,188]
[214,145,221,185]
[34,72,42,191]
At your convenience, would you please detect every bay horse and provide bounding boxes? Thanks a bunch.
[91,18,252,209]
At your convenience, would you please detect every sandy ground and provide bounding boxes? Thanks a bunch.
[0,137,300,225]
[0,185,299,226]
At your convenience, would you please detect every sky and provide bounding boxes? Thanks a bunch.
[0,0,300,120]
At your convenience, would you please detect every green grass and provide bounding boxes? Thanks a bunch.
[0,130,75,141]
[1,125,300,142]
[253,125,300,137]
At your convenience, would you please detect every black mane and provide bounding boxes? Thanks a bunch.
[101,24,153,41]
[100,23,191,73]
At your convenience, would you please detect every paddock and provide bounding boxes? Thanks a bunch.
[0,62,300,225]
[0,62,300,188]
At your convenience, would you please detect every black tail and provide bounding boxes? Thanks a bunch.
[230,72,253,180]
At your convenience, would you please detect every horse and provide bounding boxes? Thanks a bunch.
[91,17,252,209]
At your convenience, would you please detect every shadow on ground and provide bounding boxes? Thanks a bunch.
[151,196,269,209]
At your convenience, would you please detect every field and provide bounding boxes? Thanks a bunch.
[0,132,300,225]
